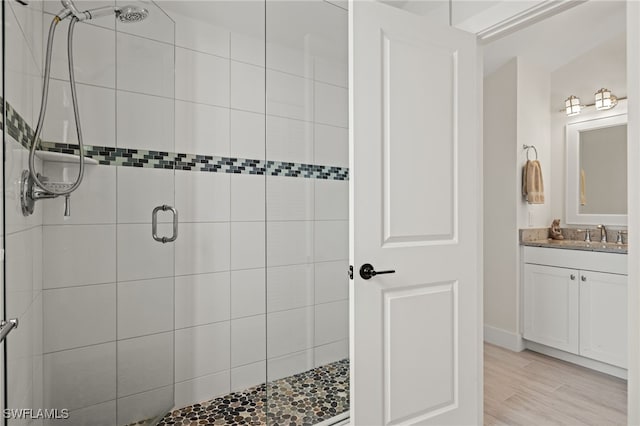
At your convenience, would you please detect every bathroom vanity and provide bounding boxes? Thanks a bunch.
[521,241,628,378]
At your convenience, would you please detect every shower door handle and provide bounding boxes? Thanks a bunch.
[152,205,178,243]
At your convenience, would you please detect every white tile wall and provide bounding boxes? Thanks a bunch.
[266,42,308,77]
[43,283,116,352]
[266,116,314,165]
[118,278,173,339]
[175,47,229,107]
[314,220,348,262]
[51,21,116,88]
[267,221,314,267]
[175,223,230,276]
[314,339,348,367]
[267,350,314,382]
[43,343,117,411]
[117,385,174,426]
[315,179,348,220]
[43,225,116,288]
[117,332,174,397]
[231,361,266,392]
[5,229,38,319]
[314,82,348,128]
[267,307,314,359]
[175,272,230,329]
[175,100,230,156]
[49,400,117,426]
[230,174,265,222]
[267,70,312,121]
[230,61,266,114]
[229,109,265,160]
[5,4,46,421]
[267,264,314,313]
[231,268,266,319]
[117,166,174,224]
[315,300,348,346]
[267,175,314,221]
[117,32,174,98]
[231,315,266,367]
[315,260,349,304]
[314,123,348,168]
[175,322,230,382]
[175,170,230,223]
[43,80,116,147]
[315,58,348,88]
[116,91,174,152]
[117,223,174,282]
[231,221,265,271]
[231,33,265,66]
[175,371,230,409]
[173,13,229,58]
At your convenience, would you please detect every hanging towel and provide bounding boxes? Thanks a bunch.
[580,168,587,206]
[522,160,544,204]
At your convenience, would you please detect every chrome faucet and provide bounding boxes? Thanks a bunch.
[578,228,592,243]
[597,224,607,243]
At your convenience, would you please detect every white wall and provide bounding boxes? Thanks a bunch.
[483,57,550,346]
[550,34,627,225]
[483,59,518,335]
[516,58,551,229]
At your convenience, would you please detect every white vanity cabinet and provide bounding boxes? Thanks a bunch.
[523,264,579,353]
[522,246,627,369]
[579,270,627,368]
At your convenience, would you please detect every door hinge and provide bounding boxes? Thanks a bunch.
[348,265,353,280]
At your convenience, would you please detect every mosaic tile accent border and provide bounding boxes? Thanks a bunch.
[155,359,349,426]
[1,97,349,181]
[1,97,38,147]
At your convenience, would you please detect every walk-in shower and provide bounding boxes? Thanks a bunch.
[20,0,148,217]
[3,0,348,424]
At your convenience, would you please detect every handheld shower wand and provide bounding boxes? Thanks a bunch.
[21,0,149,217]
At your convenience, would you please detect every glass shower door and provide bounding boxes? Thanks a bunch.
[265,1,350,424]
[2,1,176,424]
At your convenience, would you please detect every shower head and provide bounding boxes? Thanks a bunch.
[116,6,149,23]
[58,1,149,23]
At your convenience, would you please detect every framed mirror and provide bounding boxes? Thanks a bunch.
[566,111,627,225]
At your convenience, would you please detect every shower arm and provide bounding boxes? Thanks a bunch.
[59,0,118,21]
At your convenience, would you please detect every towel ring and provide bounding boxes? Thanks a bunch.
[523,144,538,161]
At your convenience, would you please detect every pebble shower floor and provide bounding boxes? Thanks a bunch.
[156,359,349,425]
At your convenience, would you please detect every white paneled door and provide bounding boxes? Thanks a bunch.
[350,2,481,425]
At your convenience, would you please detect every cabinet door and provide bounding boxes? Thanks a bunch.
[523,264,579,353]
[579,271,627,368]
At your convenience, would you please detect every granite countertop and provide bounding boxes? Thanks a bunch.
[521,239,628,254]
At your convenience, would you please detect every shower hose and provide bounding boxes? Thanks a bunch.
[28,14,85,196]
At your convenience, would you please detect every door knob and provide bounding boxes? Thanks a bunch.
[570,274,576,280]
[581,275,587,282]
[359,263,395,280]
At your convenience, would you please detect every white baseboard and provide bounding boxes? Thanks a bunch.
[525,341,628,380]
[483,325,525,352]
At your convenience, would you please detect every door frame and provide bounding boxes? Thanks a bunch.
[626,2,639,424]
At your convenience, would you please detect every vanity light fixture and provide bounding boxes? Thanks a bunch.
[565,95,582,116]
[594,88,617,110]
[563,89,626,116]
